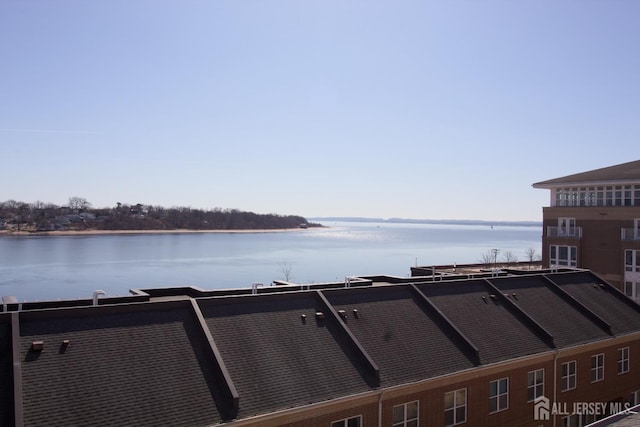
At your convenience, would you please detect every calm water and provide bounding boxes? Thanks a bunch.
[0,221,541,301]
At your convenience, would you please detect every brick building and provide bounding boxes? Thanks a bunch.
[1,269,639,426]
[533,160,640,299]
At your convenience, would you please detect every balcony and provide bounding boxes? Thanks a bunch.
[621,228,640,241]
[546,226,582,239]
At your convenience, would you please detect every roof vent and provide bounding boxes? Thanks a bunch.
[490,294,497,300]
[31,341,44,352]
[599,283,605,288]
[315,311,325,320]
[353,309,359,318]
[512,293,518,300]
[300,314,307,324]
[92,290,106,306]
[337,309,347,320]
[482,296,488,304]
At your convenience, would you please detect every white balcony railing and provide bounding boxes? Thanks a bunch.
[621,228,640,241]
[547,226,582,238]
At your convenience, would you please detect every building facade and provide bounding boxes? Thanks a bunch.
[533,160,640,300]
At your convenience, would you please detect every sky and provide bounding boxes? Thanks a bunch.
[1,1,638,221]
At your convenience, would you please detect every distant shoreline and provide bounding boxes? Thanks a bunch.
[0,228,312,237]
[309,217,542,227]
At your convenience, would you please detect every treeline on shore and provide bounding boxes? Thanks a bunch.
[0,198,319,232]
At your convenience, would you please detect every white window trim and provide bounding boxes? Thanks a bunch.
[527,368,545,402]
[489,377,509,414]
[550,245,577,268]
[561,361,577,392]
[618,347,630,375]
[591,353,605,383]
[330,415,362,427]
[445,388,467,427]
[392,400,419,427]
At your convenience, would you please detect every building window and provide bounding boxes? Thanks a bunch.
[331,415,362,427]
[606,186,614,206]
[591,353,605,383]
[444,388,467,426]
[393,400,419,427]
[561,361,577,391]
[615,186,623,206]
[558,218,577,237]
[550,245,577,267]
[562,414,579,427]
[489,377,509,413]
[618,347,630,374]
[624,249,640,302]
[625,250,640,272]
[631,390,640,406]
[528,369,545,402]
[625,186,633,205]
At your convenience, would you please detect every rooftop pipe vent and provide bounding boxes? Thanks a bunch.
[353,309,359,318]
[315,311,324,320]
[31,341,44,352]
[337,310,347,320]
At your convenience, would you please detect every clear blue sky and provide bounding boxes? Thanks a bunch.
[1,1,638,221]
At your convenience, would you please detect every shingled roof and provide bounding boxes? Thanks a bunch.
[323,285,476,387]
[546,271,640,335]
[487,275,611,347]
[415,280,552,364]
[199,292,374,420]
[532,160,640,188]
[2,270,640,426]
[17,302,226,427]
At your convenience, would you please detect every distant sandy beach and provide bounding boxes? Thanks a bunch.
[0,228,314,237]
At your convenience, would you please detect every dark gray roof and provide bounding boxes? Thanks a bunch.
[19,303,224,427]
[546,271,640,335]
[2,270,640,425]
[323,286,476,387]
[487,275,611,348]
[0,316,13,427]
[199,292,372,420]
[415,280,552,364]
[533,160,640,188]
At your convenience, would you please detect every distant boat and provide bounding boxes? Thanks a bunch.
[299,224,308,229]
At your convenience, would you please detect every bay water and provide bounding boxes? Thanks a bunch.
[0,221,541,302]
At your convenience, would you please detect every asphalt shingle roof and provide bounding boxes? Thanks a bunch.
[415,280,552,364]
[487,275,611,348]
[2,271,640,426]
[323,286,476,387]
[19,304,224,427]
[546,271,640,335]
[199,292,372,420]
